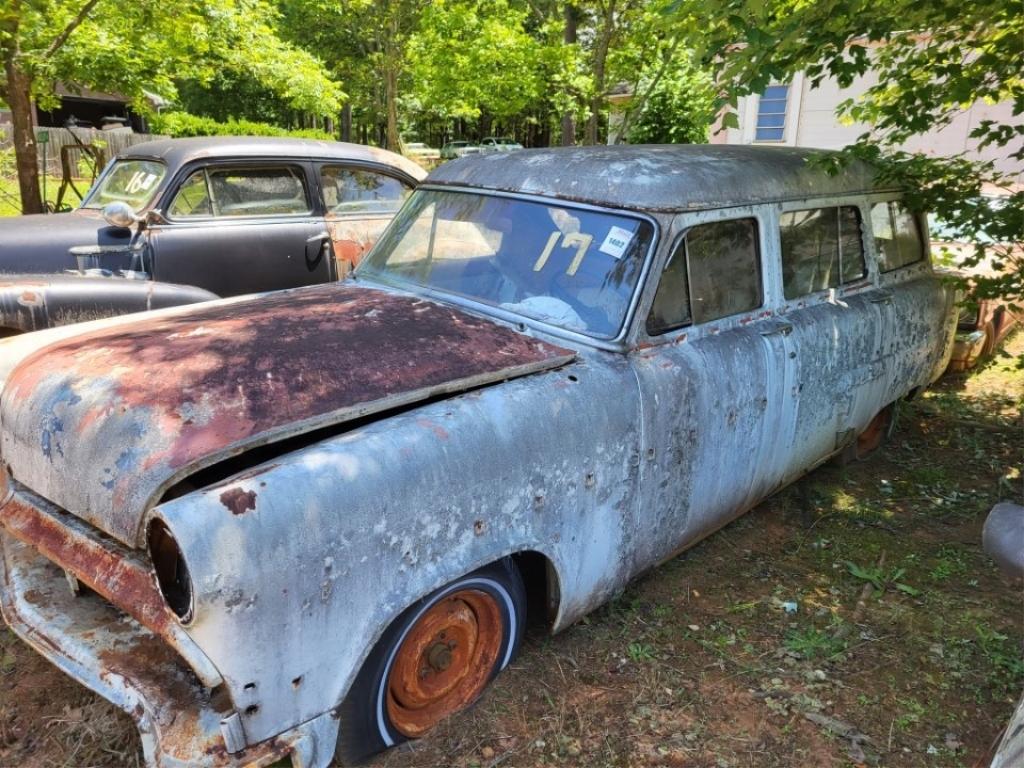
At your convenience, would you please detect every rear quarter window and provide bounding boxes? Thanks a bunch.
[872,201,925,272]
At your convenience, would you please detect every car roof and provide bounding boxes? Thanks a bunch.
[426,144,897,212]
[118,136,427,181]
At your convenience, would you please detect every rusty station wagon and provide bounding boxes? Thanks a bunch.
[0,137,424,334]
[0,146,957,767]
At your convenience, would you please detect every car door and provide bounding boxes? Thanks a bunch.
[869,198,955,399]
[772,198,887,477]
[317,163,415,278]
[629,209,796,571]
[147,161,331,297]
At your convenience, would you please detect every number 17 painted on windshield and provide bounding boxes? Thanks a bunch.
[533,231,595,276]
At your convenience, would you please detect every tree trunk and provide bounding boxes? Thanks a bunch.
[385,64,400,151]
[612,36,681,144]
[341,103,352,142]
[586,1,616,145]
[560,3,577,147]
[4,54,42,214]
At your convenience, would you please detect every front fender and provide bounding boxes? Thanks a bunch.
[151,351,642,749]
[0,274,220,333]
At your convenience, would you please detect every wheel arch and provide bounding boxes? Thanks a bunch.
[510,549,563,631]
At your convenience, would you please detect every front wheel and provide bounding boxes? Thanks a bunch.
[336,560,526,765]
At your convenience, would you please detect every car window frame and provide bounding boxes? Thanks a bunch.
[316,162,416,218]
[873,200,926,274]
[772,195,882,315]
[646,216,765,336]
[862,194,933,288]
[161,159,317,223]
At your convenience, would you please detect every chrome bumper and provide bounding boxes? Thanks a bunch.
[0,532,338,768]
[947,329,987,372]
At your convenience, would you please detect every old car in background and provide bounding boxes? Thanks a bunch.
[402,142,441,169]
[479,136,524,152]
[0,146,957,768]
[0,137,425,334]
[946,287,1020,372]
[929,193,1022,371]
[440,140,481,160]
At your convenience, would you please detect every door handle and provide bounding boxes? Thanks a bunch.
[306,231,330,244]
[760,322,794,337]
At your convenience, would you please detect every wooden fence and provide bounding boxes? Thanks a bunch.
[0,126,167,176]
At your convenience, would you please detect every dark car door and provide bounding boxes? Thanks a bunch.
[146,161,331,297]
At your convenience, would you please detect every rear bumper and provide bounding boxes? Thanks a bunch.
[947,329,987,372]
[0,532,338,768]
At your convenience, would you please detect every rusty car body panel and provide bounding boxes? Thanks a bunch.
[0,146,958,767]
[0,138,425,334]
[0,273,219,334]
[1,283,573,546]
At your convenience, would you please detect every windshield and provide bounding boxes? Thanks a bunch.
[359,190,653,338]
[82,159,166,211]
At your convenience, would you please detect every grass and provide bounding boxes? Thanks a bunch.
[0,175,75,216]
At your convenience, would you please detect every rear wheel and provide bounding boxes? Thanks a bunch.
[838,402,897,465]
[336,560,526,765]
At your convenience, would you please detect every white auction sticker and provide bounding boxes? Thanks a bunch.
[598,225,634,259]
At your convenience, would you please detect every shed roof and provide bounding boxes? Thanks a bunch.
[119,136,426,181]
[426,144,895,212]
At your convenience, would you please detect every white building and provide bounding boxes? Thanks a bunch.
[714,70,1022,182]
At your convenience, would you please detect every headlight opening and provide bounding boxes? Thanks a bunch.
[148,519,193,621]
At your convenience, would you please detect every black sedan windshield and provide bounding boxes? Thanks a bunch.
[81,159,166,212]
[359,190,652,338]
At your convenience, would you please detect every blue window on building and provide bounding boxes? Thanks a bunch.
[755,84,789,141]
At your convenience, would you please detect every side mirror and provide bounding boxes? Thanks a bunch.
[102,201,141,229]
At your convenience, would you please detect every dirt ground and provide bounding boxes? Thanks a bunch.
[1,335,1021,768]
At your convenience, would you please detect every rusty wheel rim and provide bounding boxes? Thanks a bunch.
[856,408,891,458]
[386,589,503,738]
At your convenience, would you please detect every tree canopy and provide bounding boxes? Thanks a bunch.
[1,0,342,212]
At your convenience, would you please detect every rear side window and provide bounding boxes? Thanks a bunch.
[647,218,762,334]
[321,166,411,214]
[871,201,924,272]
[780,205,866,299]
[169,166,311,218]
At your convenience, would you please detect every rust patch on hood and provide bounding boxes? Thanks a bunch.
[1,283,574,547]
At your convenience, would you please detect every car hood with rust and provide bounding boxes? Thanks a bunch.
[0,283,575,547]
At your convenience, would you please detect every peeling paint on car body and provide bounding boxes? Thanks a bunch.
[0,146,957,768]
